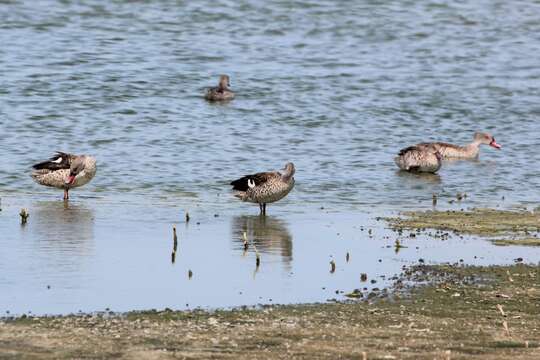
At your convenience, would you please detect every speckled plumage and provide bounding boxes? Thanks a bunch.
[205,75,235,101]
[394,146,442,173]
[31,153,97,199]
[230,163,295,214]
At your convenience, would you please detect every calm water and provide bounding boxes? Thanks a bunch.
[1,0,540,315]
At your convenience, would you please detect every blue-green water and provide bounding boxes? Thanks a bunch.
[1,0,539,315]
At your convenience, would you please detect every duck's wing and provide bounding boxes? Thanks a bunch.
[396,145,441,171]
[230,171,279,191]
[206,86,223,95]
[417,142,460,151]
[32,152,72,171]
[398,145,422,156]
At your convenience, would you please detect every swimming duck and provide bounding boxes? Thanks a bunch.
[31,152,97,200]
[230,162,295,215]
[205,75,234,101]
[394,146,442,173]
[417,132,501,159]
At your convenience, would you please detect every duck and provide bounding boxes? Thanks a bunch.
[395,146,442,173]
[31,152,97,200]
[416,132,501,159]
[230,162,295,215]
[204,75,234,101]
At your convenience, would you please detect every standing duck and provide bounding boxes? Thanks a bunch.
[204,75,235,101]
[31,152,97,200]
[417,132,501,159]
[395,146,442,173]
[230,162,295,215]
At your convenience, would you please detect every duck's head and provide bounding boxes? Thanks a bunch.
[282,162,295,176]
[219,74,231,89]
[474,132,501,149]
[65,156,86,185]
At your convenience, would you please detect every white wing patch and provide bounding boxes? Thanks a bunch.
[248,179,256,188]
[52,157,63,163]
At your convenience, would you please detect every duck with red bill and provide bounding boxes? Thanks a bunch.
[490,138,502,149]
[65,174,77,185]
[31,152,97,200]
[409,132,502,160]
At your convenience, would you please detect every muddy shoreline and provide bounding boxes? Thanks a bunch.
[385,208,540,247]
[2,208,539,358]
[1,263,539,359]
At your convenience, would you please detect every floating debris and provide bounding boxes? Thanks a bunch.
[346,252,350,262]
[243,232,249,250]
[360,273,368,282]
[432,193,437,206]
[171,226,178,263]
[394,239,407,253]
[240,231,259,269]
[188,269,193,279]
[245,232,260,268]
[185,211,190,223]
[330,260,336,273]
[173,226,178,252]
[20,208,29,225]
[344,289,362,298]
[456,192,466,201]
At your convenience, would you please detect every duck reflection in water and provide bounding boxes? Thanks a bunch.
[395,170,441,184]
[30,201,95,259]
[232,215,293,266]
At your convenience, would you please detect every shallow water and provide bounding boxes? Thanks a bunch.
[2,200,539,316]
[1,0,540,315]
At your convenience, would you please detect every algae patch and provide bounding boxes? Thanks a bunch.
[491,238,540,247]
[386,208,540,245]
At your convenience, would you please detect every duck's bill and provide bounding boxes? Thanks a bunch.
[490,140,502,149]
[65,175,76,185]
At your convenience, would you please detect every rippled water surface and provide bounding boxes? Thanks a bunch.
[1,0,540,315]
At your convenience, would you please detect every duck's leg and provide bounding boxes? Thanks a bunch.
[259,203,263,214]
[63,188,69,200]
[263,203,267,215]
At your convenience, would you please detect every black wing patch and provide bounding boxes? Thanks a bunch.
[32,152,71,171]
[398,146,419,156]
[230,173,273,191]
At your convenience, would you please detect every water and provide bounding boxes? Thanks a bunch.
[1,0,540,315]
[2,200,538,315]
